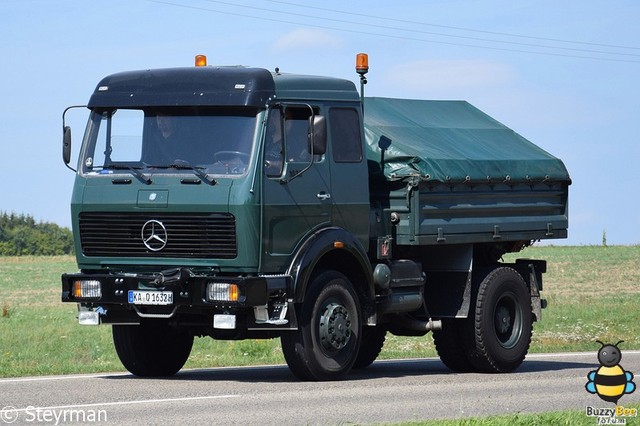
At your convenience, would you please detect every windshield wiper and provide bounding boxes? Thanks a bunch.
[103,164,152,185]
[164,160,217,186]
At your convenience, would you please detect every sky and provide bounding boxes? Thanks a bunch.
[1,0,639,245]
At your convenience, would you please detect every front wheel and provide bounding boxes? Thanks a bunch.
[281,270,362,381]
[465,267,533,373]
[112,320,193,377]
[352,325,386,369]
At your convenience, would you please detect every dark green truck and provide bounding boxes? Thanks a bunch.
[61,55,570,380]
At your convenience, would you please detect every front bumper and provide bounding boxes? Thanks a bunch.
[61,269,294,330]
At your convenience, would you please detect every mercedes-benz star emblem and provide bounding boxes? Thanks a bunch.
[141,220,168,251]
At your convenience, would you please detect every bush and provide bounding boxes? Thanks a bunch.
[0,212,74,256]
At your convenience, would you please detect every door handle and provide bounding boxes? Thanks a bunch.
[317,191,331,201]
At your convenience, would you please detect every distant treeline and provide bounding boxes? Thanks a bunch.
[0,212,74,255]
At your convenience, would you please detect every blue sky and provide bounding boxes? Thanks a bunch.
[1,0,639,245]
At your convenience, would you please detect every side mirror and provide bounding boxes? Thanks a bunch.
[62,105,85,172]
[378,135,392,151]
[308,115,327,155]
[63,126,72,165]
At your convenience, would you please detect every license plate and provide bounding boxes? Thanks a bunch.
[128,290,173,306]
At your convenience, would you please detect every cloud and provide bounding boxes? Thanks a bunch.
[271,28,342,52]
[381,59,514,95]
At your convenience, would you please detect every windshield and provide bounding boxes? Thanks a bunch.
[81,107,259,176]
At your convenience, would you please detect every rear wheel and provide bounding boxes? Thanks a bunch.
[112,320,193,377]
[465,267,532,373]
[281,270,362,381]
[433,318,474,372]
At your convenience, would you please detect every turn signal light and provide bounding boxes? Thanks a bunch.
[207,283,239,302]
[72,280,102,299]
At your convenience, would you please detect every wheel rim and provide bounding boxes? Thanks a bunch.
[319,302,352,352]
[493,291,523,349]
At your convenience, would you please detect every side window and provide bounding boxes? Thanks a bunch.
[330,108,362,163]
[264,108,284,177]
[284,106,322,162]
[284,107,311,162]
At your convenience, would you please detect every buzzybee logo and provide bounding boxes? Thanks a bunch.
[585,340,636,403]
[584,341,637,425]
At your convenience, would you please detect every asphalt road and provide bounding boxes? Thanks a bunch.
[1,351,639,425]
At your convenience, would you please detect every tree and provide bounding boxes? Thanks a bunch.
[0,212,74,255]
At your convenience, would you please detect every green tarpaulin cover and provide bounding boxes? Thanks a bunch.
[363,97,570,183]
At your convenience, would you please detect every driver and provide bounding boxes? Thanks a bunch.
[143,113,184,165]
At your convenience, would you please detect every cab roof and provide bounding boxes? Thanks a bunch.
[87,66,359,108]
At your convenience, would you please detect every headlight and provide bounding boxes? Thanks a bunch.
[207,283,239,302]
[72,280,102,299]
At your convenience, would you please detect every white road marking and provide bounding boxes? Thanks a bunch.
[1,351,638,384]
[526,350,640,359]
[2,394,241,413]
[0,372,129,384]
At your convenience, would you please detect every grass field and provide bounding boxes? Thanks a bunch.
[0,245,639,378]
[395,404,640,426]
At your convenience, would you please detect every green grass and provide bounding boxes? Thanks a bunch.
[1,246,639,378]
[504,245,640,353]
[389,404,640,425]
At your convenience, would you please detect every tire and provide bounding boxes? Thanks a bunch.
[112,320,194,377]
[281,270,362,381]
[465,267,532,373]
[352,325,386,369]
[432,318,474,373]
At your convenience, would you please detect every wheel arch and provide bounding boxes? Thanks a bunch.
[472,260,546,321]
[287,227,374,307]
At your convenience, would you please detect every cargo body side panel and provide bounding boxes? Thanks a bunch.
[381,180,568,246]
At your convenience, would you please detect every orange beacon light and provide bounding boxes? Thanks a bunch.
[195,55,207,67]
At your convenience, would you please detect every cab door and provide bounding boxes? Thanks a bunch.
[326,106,369,248]
[261,106,332,271]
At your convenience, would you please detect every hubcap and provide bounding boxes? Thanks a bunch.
[494,293,522,349]
[495,306,511,334]
[319,302,352,352]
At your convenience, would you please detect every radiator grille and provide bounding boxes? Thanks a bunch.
[79,212,237,258]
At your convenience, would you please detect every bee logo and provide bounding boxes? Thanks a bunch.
[585,340,636,403]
